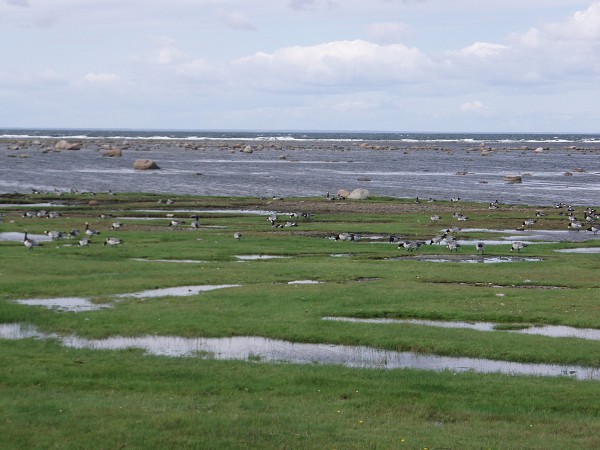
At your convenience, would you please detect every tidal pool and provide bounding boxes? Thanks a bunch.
[235,255,290,260]
[0,232,53,242]
[1,323,598,381]
[14,284,241,312]
[323,317,600,341]
[130,258,208,264]
[14,297,111,312]
[114,284,241,299]
[388,255,543,263]
[554,248,600,253]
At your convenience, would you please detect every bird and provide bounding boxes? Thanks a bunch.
[190,220,200,229]
[430,215,441,222]
[522,219,537,228]
[23,231,39,250]
[78,238,91,246]
[104,237,122,246]
[399,241,424,252]
[568,221,583,231]
[511,242,527,252]
[44,230,65,240]
[111,222,123,230]
[84,222,100,237]
[447,241,460,252]
[587,225,599,234]
[169,220,185,228]
[429,233,447,245]
[234,232,243,240]
[476,242,486,254]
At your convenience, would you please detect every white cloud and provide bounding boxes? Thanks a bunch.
[82,72,119,83]
[455,42,509,58]
[234,40,433,89]
[459,100,485,112]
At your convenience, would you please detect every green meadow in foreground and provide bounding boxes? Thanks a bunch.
[1,193,599,449]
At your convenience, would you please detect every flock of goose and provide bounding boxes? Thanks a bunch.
[13,198,599,254]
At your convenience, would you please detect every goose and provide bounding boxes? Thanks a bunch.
[522,219,537,228]
[510,242,527,252]
[190,220,200,229]
[430,215,441,222]
[447,241,460,252]
[476,242,486,254]
[84,222,100,237]
[234,232,243,240]
[450,197,461,202]
[399,241,424,252]
[267,214,278,225]
[104,237,122,246]
[336,232,351,241]
[169,220,185,228]
[568,221,583,231]
[23,231,39,250]
[587,225,599,234]
[111,222,123,230]
[78,238,91,246]
[429,233,447,245]
[44,230,65,240]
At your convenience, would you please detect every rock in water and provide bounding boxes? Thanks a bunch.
[134,159,160,170]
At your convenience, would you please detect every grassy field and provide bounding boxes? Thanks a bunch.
[1,192,599,449]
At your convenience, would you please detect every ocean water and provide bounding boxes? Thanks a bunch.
[1,129,599,205]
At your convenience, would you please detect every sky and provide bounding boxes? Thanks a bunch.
[1,0,600,133]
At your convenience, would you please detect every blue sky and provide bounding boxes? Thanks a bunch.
[1,0,599,132]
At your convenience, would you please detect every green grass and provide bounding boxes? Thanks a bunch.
[1,193,600,448]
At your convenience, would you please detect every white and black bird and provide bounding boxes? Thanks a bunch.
[78,238,91,247]
[447,241,460,252]
[169,220,185,228]
[104,237,122,246]
[234,232,243,240]
[84,222,100,237]
[522,218,537,228]
[111,222,123,230]
[476,242,486,254]
[23,231,39,250]
[511,242,527,252]
[399,240,424,252]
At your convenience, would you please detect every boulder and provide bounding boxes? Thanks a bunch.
[134,159,160,170]
[55,140,81,150]
[336,189,350,199]
[503,175,522,184]
[348,188,369,200]
[102,148,122,157]
[534,147,545,153]
[241,145,254,154]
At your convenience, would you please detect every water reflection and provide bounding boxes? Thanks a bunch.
[1,323,598,381]
[323,317,600,341]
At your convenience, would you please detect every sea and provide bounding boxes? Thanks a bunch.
[1,129,599,206]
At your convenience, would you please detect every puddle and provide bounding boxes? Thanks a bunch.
[114,284,240,299]
[555,248,600,254]
[330,253,354,257]
[1,323,598,381]
[235,255,290,260]
[323,317,600,341]
[0,232,53,242]
[462,228,600,243]
[130,258,208,264]
[134,209,277,215]
[388,255,543,263]
[0,203,65,208]
[14,297,111,312]
[14,285,241,312]
[287,280,322,285]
